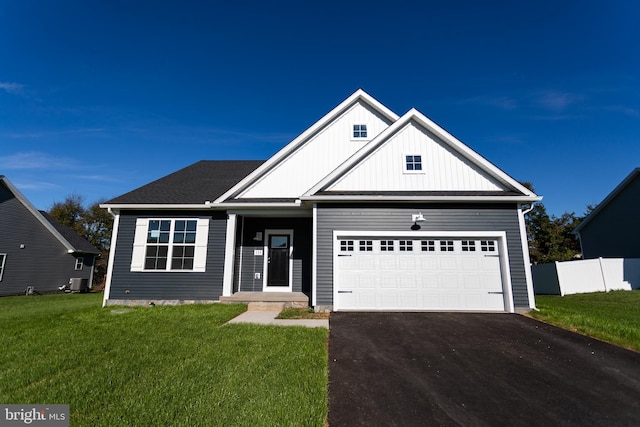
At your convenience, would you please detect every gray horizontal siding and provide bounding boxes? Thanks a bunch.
[316,203,529,309]
[0,186,94,296]
[109,210,226,300]
[579,175,640,258]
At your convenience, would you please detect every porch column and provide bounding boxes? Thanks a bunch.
[222,213,237,297]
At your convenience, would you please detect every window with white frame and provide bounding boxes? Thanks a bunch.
[405,155,423,172]
[75,257,84,270]
[0,254,6,281]
[353,124,367,139]
[130,218,208,272]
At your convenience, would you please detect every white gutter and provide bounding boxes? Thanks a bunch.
[301,195,543,203]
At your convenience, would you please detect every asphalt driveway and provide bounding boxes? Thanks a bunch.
[328,313,640,426]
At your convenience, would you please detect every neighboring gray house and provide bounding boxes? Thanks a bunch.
[101,90,541,312]
[574,168,640,259]
[0,176,100,296]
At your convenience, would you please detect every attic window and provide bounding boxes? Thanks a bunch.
[353,124,367,139]
[405,155,423,173]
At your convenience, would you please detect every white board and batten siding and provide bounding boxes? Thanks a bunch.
[328,121,508,192]
[238,101,394,199]
[332,230,514,312]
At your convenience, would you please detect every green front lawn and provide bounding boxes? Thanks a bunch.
[0,293,328,426]
[531,291,640,352]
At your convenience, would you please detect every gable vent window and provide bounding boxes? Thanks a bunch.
[405,155,423,172]
[353,124,367,139]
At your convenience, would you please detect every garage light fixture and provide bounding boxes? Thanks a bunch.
[411,212,425,230]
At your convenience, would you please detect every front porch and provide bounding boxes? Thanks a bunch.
[219,291,309,308]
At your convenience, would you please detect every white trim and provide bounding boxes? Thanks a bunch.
[305,110,539,199]
[0,253,6,282]
[103,212,120,307]
[100,203,211,210]
[75,257,84,270]
[312,204,318,306]
[332,230,514,313]
[263,229,294,292]
[302,195,542,203]
[222,213,237,297]
[518,207,537,309]
[213,89,399,204]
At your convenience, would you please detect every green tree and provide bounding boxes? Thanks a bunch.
[522,183,584,264]
[48,195,113,286]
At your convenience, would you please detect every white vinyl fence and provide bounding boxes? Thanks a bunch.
[532,258,640,296]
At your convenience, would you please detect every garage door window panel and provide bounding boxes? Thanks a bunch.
[399,240,413,251]
[380,240,395,251]
[440,240,455,252]
[421,240,435,252]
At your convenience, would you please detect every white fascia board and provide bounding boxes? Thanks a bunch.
[213,89,399,204]
[305,109,540,199]
[215,202,303,209]
[99,203,213,210]
[1,176,76,253]
[301,195,543,203]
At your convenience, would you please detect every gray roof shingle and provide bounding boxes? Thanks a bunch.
[39,211,101,254]
[106,160,264,205]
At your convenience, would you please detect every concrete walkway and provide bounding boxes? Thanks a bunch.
[226,309,329,329]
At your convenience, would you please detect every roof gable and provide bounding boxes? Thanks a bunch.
[574,168,640,234]
[305,109,539,200]
[0,176,99,254]
[216,89,399,202]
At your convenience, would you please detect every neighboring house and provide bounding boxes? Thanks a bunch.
[0,176,100,296]
[573,168,640,259]
[101,89,541,312]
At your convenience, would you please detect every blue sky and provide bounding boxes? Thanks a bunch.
[1,0,638,216]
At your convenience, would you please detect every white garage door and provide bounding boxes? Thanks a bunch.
[335,236,507,311]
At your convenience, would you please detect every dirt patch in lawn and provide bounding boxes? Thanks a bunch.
[277,307,330,320]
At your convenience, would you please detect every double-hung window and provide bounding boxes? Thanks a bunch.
[131,218,208,272]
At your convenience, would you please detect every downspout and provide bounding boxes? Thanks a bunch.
[518,203,537,311]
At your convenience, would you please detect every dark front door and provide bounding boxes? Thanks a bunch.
[267,235,290,287]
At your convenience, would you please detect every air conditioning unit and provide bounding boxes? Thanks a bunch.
[69,278,88,292]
